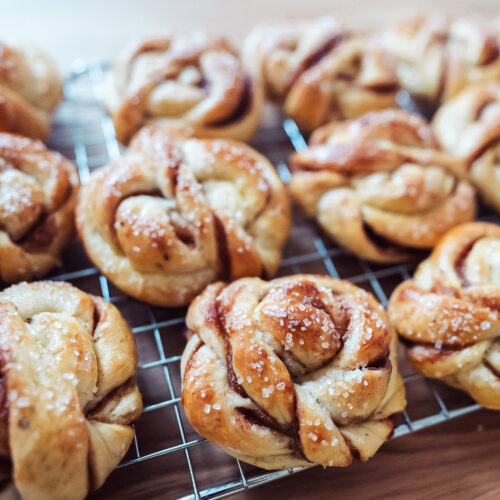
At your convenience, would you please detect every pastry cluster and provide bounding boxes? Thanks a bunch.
[182,275,405,469]
[240,14,500,129]
[2,9,500,497]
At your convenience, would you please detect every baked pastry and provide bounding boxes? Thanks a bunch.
[0,42,62,141]
[289,109,477,262]
[77,126,290,306]
[242,17,398,131]
[382,15,500,108]
[433,83,500,211]
[105,32,264,145]
[0,281,142,498]
[0,133,79,283]
[389,222,500,409]
[181,274,406,469]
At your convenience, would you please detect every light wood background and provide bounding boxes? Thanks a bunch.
[1,0,498,73]
[4,1,499,499]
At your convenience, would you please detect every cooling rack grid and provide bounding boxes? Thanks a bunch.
[43,61,496,499]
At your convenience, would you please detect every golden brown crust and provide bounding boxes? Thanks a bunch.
[0,133,80,283]
[105,33,264,145]
[433,82,500,211]
[243,17,398,131]
[0,281,142,499]
[181,274,405,469]
[76,126,290,307]
[289,109,477,262]
[0,43,62,141]
[388,222,500,409]
[382,14,500,106]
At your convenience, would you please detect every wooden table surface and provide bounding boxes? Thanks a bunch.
[235,410,500,500]
[4,1,500,499]
[92,405,500,499]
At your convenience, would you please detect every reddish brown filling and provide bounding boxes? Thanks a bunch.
[0,457,12,492]
[209,76,254,127]
[362,221,419,256]
[453,237,483,287]
[468,137,500,169]
[213,295,308,461]
[15,183,74,252]
[484,356,500,378]
[368,83,399,94]
[0,373,7,423]
[287,34,349,93]
[479,39,500,66]
[18,214,58,251]
[213,214,231,282]
[402,336,460,360]
[171,221,195,248]
[86,377,137,420]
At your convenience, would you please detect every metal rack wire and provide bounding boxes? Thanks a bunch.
[46,61,496,499]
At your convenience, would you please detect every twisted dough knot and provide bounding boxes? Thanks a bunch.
[105,32,263,145]
[0,42,62,141]
[389,222,500,409]
[290,109,476,262]
[181,275,405,469]
[77,126,290,306]
[433,82,500,211]
[0,281,142,499]
[382,14,500,106]
[0,133,79,283]
[242,17,398,131]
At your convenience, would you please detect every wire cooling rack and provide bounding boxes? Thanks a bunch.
[43,61,499,499]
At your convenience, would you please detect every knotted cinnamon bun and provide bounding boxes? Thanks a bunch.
[105,33,264,145]
[289,110,476,262]
[243,17,398,131]
[389,222,500,409]
[181,274,406,469]
[0,133,79,283]
[0,42,62,141]
[383,14,500,108]
[433,82,500,211]
[76,126,290,306]
[0,281,142,498]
